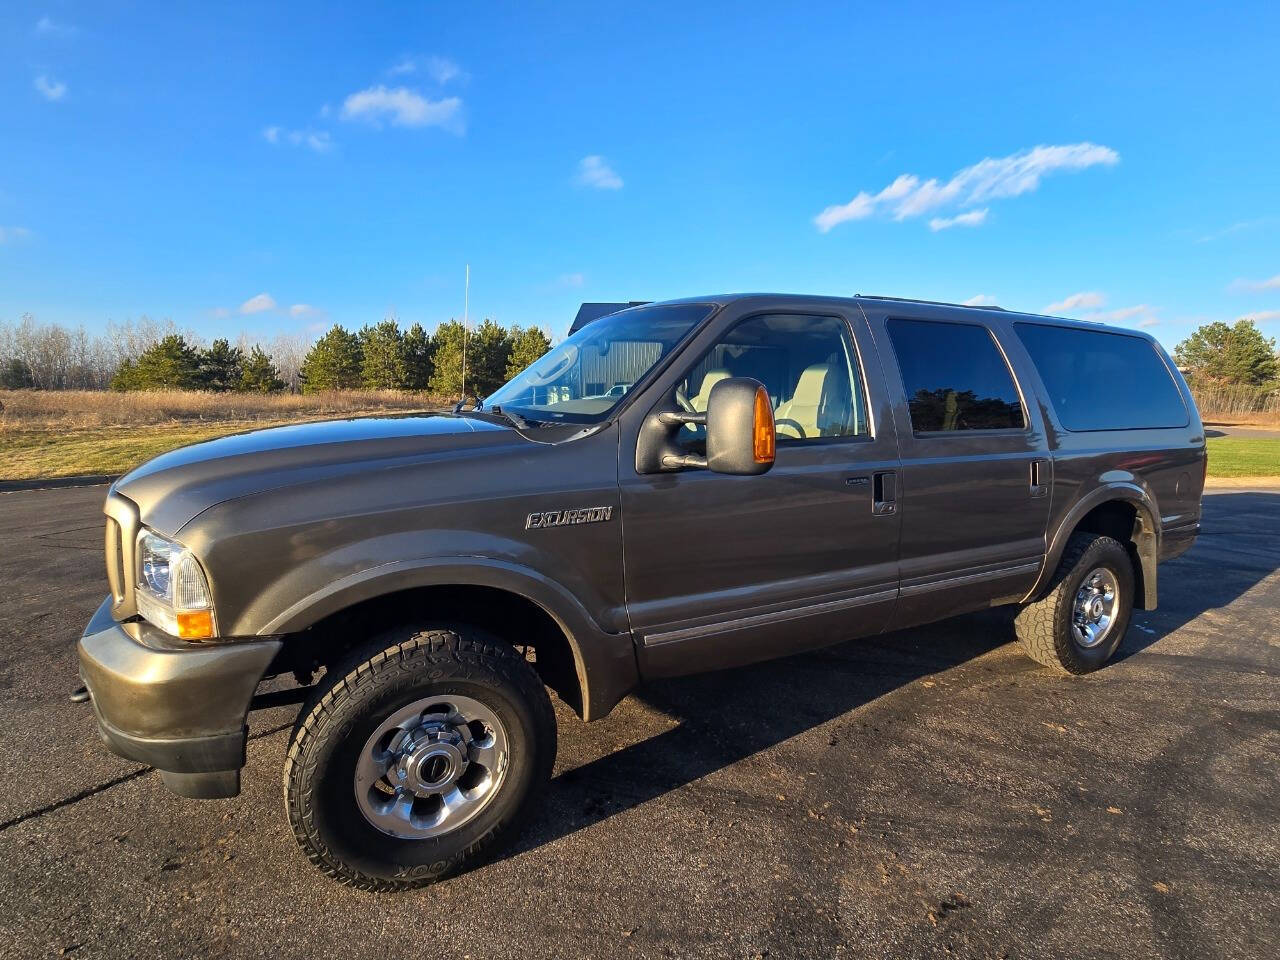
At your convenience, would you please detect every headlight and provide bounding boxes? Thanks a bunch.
[136,529,217,640]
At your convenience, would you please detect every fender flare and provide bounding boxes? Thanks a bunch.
[1025,482,1160,609]
[261,556,638,722]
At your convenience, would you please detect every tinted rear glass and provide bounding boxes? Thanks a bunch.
[1015,323,1188,431]
[887,318,1026,432]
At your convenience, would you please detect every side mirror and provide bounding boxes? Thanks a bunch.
[635,376,775,475]
[705,377,775,474]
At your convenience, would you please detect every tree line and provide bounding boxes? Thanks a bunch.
[0,314,551,397]
[298,319,550,396]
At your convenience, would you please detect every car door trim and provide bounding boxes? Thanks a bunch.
[640,586,899,647]
[898,559,1042,598]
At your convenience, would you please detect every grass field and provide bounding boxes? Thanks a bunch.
[1205,435,1280,478]
[0,389,450,480]
[4,390,1279,482]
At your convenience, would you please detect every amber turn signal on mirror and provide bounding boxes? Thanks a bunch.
[753,385,775,464]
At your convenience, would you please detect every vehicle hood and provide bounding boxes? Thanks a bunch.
[113,413,525,534]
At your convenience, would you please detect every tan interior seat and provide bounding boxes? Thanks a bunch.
[690,368,731,412]
[775,363,848,439]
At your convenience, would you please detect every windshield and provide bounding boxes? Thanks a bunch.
[483,302,714,423]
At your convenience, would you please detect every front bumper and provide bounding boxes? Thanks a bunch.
[78,597,281,798]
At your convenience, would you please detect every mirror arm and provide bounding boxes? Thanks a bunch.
[661,453,708,470]
[657,410,706,427]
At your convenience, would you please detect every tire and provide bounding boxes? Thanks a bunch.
[1015,533,1135,675]
[283,624,556,891]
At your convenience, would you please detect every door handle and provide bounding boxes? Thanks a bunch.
[873,471,897,516]
[1030,459,1050,498]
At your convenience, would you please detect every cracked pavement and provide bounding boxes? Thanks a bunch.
[0,485,1276,959]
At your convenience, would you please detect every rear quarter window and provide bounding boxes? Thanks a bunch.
[1015,323,1188,431]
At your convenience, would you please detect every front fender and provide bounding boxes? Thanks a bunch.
[1026,481,1161,609]
[259,555,638,722]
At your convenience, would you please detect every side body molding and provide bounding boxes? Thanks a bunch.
[1027,481,1161,609]
[261,556,638,722]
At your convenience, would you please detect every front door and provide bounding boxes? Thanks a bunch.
[618,305,903,677]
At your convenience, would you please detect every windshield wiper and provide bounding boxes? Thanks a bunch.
[488,405,531,429]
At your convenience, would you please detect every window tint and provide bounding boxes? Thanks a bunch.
[678,314,869,448]
[888,319,1026,432]
[1015,323,1188,431]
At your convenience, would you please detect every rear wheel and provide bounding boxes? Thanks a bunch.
[1015,533,1135,674]
[283,624,556,890]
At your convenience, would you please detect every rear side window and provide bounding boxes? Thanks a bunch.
[887,318,1026,432]
[1015,323,1188,431]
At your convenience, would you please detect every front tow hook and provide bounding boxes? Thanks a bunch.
[69,685,91,704]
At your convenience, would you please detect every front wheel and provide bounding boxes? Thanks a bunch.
[1015,533,1135,674]
[283,625,556,891]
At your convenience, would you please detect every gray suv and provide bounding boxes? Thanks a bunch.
[77,294,1205,889]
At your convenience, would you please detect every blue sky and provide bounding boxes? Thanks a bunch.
[2,1,1278,348]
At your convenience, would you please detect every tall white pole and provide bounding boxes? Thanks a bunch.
[462,263,470,402]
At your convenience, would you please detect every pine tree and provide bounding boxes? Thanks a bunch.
[359,319,408,389]
[505,325,553,381]
[238,346,286,393]
[111,334,202,390]
[403,322,433,390]
[468,319,513,396]
[1175,319,1278,386]
[198,338,245,391]
[299,325,363,392]
[428,320,467,397]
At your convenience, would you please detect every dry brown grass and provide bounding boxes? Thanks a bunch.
[0,389,452,480]
[0,388,447,430]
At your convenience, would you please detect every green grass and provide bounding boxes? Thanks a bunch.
[1205,436,1280,478]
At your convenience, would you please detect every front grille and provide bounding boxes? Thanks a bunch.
[103,493,140,619]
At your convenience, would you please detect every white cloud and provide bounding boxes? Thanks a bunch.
[558,273,585,288]
[208,307,230,319]
[1230,274,1280,292]
[929,208,988,231]
[263,126,332,152]
[963,294,998,306]
[577,155,623,190]
[0,226,33,244]
[341,86,463,132]
[1044,291,1107,314]
[814,142,1119,232]
[34,16,74,36]
[1244,309,1280,323]
[34,75,67,101]
[239,293,277,315]
[1196,219,1271,243]
[1084,304,1160,326]
[289,303,320,318]
[391,55,465,85]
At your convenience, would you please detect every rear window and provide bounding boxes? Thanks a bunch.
[1015,323,1188,431]
[887,318,1026,432]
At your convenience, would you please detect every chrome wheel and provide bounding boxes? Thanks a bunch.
[354,694,509,839]
[1072,567,1120,648]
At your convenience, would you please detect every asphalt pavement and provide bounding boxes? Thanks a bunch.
[0,486,1276,960]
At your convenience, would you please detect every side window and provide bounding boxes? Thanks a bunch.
[887,318,1026,433]
[677,314,869,448]
[1014,323,1188,431]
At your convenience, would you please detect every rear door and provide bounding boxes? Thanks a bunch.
[617,301,902,677]
[860,304,1052,628]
